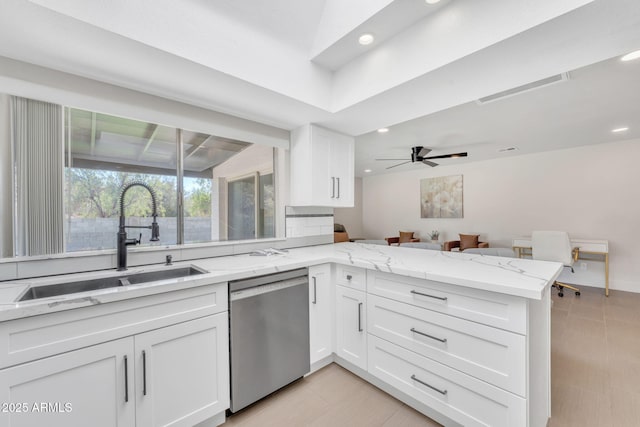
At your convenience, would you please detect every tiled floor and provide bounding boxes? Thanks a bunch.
[222,363,441,427]
[548,285,640,427]
[222,286,640,427]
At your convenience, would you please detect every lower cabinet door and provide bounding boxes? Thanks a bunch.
[368,335,526,427]
[0,337,135,427]
[335,285,367,370]
[135,313,229,427]
[309,264,333,365]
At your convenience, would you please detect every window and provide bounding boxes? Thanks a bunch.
[13,102,278,254]
[65,108,179,251]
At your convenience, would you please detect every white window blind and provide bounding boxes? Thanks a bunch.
[11,96,64,256]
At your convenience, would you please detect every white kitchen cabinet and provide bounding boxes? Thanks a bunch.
[364,269,550,427]
[0,282,229,427]
[308,264,333,366]
[368,335,526,427]
[135,313,229,427]
[0,337,135,427]
[367,293,526,396]
[335,284,366,370]
[290,124,354,207]
[0,314,228,427]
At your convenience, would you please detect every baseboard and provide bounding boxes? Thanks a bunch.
[308,354,335,374]
[607,280,640,294]
[194,411,226,427]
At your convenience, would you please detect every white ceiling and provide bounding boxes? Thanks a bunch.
[1,0,640,176]
[357,55,640,175]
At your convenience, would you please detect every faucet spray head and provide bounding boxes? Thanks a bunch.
[150,215,160,242]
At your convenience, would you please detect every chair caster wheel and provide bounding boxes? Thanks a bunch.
[558,292,564,297]
[575,291,581,296]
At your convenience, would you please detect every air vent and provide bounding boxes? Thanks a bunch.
[476,73,569,105]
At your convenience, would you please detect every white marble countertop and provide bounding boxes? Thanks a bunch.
[0,243,562,322]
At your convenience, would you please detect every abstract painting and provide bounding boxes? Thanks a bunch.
[420,175,463,218]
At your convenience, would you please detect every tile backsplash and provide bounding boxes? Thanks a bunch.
[285,206,334,238]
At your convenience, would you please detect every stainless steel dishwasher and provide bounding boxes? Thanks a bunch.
[229,268,310,413]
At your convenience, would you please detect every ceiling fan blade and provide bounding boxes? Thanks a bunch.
[423,152,468,160]
[375,158,410,161]
[386,161,412,170]
[417,147,432,157]
[422,160,438,167]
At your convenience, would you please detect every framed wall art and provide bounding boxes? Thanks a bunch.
[420,175,463,218]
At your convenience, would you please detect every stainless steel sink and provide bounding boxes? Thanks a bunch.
[18,266,207,302]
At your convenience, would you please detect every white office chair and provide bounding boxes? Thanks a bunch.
[531,231,580,297]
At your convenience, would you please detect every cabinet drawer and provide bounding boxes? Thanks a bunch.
[368,294,526,396]
[0,282,227,369]
[334,265,366,291]
[368,271,526,334]
[368,335,526,427]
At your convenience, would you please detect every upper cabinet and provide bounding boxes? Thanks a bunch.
[290,124,354,207]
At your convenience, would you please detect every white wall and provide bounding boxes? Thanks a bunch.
[334,177,363,238]
[362,139,640,293]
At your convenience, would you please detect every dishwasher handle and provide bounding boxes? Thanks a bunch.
[230,276,308,301]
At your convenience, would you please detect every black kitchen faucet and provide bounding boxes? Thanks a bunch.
[117,181,160,271]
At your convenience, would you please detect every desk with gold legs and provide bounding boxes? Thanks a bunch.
[512,238,610,296]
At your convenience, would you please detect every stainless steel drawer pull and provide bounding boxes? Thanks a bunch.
[142,350,147,396]
[411,374,447,395]
[346,274,353,281]
[312,277,317,304]
[124,355,129,403]
[410,289,448,301]
[411,327,447,343]
[358,302,363,332]
[331,177,336,198]
[337,177,340,199]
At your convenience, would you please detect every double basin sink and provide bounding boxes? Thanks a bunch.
[18,266,207,302]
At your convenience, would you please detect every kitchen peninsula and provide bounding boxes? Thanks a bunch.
[0,243,562,427]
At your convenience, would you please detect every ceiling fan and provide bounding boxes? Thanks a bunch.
[375,146,468,169]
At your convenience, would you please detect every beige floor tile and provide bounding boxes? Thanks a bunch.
[382,404,443,427]
[556,329,608,363]
[551,292,574,310]
[607,356,640,396]
[606,319,640,363]
[307,382,403,427]
[562,316,606,339]
[609,388,640,427]
[569,302,605,321]
[606,290,640,308]
[604,304,640,324]
[550,384,612,427]
[552,354,611,394]
[575,291,607,308]
[304,364,369,406]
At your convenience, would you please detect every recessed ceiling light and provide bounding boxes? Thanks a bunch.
[425,0,441,4]
[364,169,372,173]
[358,33,374,45]
[621,50,640,62]
[611,127,629,133]
[377,128,389,133]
